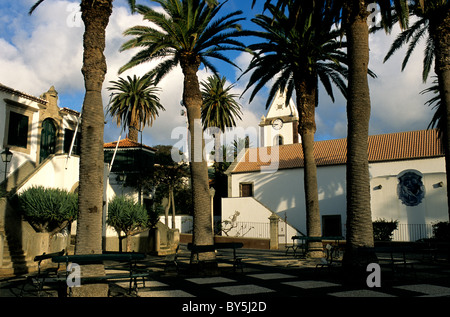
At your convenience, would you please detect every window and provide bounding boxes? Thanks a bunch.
[8,111,29,148]
[240,183,253,197]
[273,135,284,146]
[64,129,81,155]
[322,215,342,237]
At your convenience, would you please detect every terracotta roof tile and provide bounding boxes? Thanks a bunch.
[231,129,443,174]
[104,138,157,152]
[0,83,48,104]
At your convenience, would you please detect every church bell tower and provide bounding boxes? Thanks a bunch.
[259,89,300,147]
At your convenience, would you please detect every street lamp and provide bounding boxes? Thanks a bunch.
[1,147,13,181]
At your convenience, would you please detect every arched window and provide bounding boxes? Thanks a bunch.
[273,135,284,146]
[40,118,57,162]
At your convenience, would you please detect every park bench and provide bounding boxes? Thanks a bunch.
[20,249,65,297]
[286,236,344,257]
[164,245,180,273]
[315,243,342,272]
[187,242,244,272]
[51,252,148,296]
[374,245,418,278]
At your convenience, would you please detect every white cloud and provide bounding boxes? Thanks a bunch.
[0,1,437,150]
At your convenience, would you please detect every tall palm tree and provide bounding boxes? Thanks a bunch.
[107,75,164,142]
[384,0,450,220]
[254,0,410,271]
[201,74,242,222]
[30,0,137,297]
[336,0,409,276]
[201,75,242,162]
[243,1,348,257]
[118,0,246,266]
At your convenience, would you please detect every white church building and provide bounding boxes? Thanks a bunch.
[221,90,449,243]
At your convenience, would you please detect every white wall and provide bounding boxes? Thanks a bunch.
[223,157,448,241]
[370,157,447,226]
[228,164,347,236]
[222,197,300,243]
[16,155,79,194]
[0,90,41,177]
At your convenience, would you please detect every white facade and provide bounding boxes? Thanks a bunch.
[223,156,447,242]
[222,91,448,242]
[0,84,80,182]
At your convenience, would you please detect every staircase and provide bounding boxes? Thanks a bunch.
[0,232,35,277]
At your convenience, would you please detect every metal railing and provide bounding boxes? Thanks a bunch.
[179,219,436,242]
[392,223,434,242]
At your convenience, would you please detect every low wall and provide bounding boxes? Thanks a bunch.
[104,222,180,253]
[180,234,270,249]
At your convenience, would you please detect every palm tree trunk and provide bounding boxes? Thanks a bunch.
[295,76,322,258]
[430,10,450,221]
[128,108,140,142]
[164,191,171,226]
[343,3,375,275]
[171,186,176,229]
[181,56,215,267]
[73,0,112,297]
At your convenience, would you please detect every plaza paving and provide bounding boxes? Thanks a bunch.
[2,245,450,299]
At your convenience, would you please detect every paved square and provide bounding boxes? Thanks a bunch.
[282,280,340,289]
[186,277,236,284]
[140,290,195,297]
[213,284,275,295]
[146,280,168,287]
[329,289,396,297]
[248,273,297,280]
[394,284,450,297]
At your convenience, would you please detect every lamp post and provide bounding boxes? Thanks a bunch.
[1,147,13,182]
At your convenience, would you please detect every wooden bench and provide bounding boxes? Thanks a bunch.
[20,249,65,297]
[187,242,244,272]
[287,236,344,257]
[316,244,342,271]
[51,252,148,296]
[375,246,418,278]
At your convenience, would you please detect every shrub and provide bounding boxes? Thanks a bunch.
[107,195,149,251]
[432,221,450,241]
[17,186,78,235]
[373,218,398,241]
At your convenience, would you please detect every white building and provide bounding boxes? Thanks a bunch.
[222,90,448,243]
[0,84,81,194]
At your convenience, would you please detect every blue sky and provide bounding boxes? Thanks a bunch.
[0,0,436,148]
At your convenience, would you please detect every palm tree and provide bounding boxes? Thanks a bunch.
[107,75,164,142]
[118,0,246,266]
[30,0,137,297]
[253,0,410,271]
[201,75,242,162]
[201,74,242,221]
[336,0,409,276]
[243,1,348,257]
[384,0,450,220]
[422,78,444,135]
